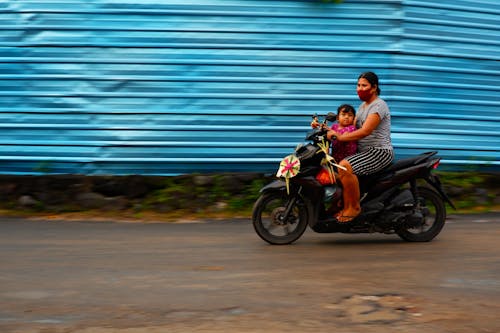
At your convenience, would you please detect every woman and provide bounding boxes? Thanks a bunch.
[327,72,394,222]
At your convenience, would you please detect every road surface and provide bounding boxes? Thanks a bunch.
[0,213,499,332]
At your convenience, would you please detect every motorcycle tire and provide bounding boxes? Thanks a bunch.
[252,191,309,245]
[397,187,446,242]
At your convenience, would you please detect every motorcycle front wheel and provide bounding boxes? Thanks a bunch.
[397,187,446,242]
[252,191,309,245]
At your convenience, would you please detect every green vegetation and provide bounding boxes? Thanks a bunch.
[122,171,499,217]
[0,172,497,222]
[437,172,499,212]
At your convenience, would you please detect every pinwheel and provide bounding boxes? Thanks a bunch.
[276,154,301,194]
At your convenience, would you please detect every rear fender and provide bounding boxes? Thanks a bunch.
[424,171,456,210]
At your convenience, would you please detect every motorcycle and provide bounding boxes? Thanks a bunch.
[252,114,455,245]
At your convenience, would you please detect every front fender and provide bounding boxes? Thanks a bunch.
[260,179,287,193]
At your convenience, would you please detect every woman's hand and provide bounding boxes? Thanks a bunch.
[328,113,382,142]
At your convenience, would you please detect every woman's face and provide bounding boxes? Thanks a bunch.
[357,78,376,101]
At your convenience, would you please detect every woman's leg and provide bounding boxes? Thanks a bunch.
[336,160,361,222]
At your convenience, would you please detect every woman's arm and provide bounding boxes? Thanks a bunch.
[327,113,381,141]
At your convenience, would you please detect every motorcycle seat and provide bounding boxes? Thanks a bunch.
[359,151,438,187]
[358,151,438,194]
[384,151,438,173]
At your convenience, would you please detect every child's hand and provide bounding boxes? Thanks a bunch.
[327,130,339,140]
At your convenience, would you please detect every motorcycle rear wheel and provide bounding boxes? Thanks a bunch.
[252,191,309,245]
[397,187,446,242]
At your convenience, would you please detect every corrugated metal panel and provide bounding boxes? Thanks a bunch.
[0,0,498,175]
[391,0,500,169]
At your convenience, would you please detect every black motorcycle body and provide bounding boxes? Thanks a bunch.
[252,126,455,245]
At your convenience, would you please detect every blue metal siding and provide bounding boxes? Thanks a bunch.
[0,0,498,175]
[390,0,500,168]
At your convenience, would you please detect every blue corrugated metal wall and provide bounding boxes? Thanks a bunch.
[1,0,499,175]
[392,1,499,169]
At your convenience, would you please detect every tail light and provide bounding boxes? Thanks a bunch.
[432,160,441,169]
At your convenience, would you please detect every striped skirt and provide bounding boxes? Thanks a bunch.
[344,148,394,176]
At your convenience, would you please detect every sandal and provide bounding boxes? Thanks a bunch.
[336,215,358,223]
[335,210,359,223]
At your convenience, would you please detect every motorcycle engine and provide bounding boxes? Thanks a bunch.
[387,189,415,210]
[379,189,417,228]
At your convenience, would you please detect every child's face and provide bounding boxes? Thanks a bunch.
[337,110,355,127]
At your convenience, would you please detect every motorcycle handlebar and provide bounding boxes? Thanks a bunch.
[306,127,330,142]
[308,113,337,141]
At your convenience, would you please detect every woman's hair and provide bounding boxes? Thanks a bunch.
[358,71,381,95]
[337,104,356,116]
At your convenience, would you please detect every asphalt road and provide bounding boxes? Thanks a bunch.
[0,213,499,333]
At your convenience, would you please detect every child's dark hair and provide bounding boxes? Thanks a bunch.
[337,104,356,116]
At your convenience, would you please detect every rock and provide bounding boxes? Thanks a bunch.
[92,177,127,197]
[219,175,243,193]
[445,186,464,197]
[34,190,70,205]
[0,183,17,198]
[193,175,214,187]
[235,172,262,183]
[122,176,152,198]
[214,201,228,211]
[102,196,130,211]
[473,188,490,205]
[18,195,39,207]
[75,192,107,209]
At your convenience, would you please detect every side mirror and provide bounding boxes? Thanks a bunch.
[326,112,336,122]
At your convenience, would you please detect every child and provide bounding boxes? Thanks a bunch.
[311,104,358,162]
[330,104,357,163]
